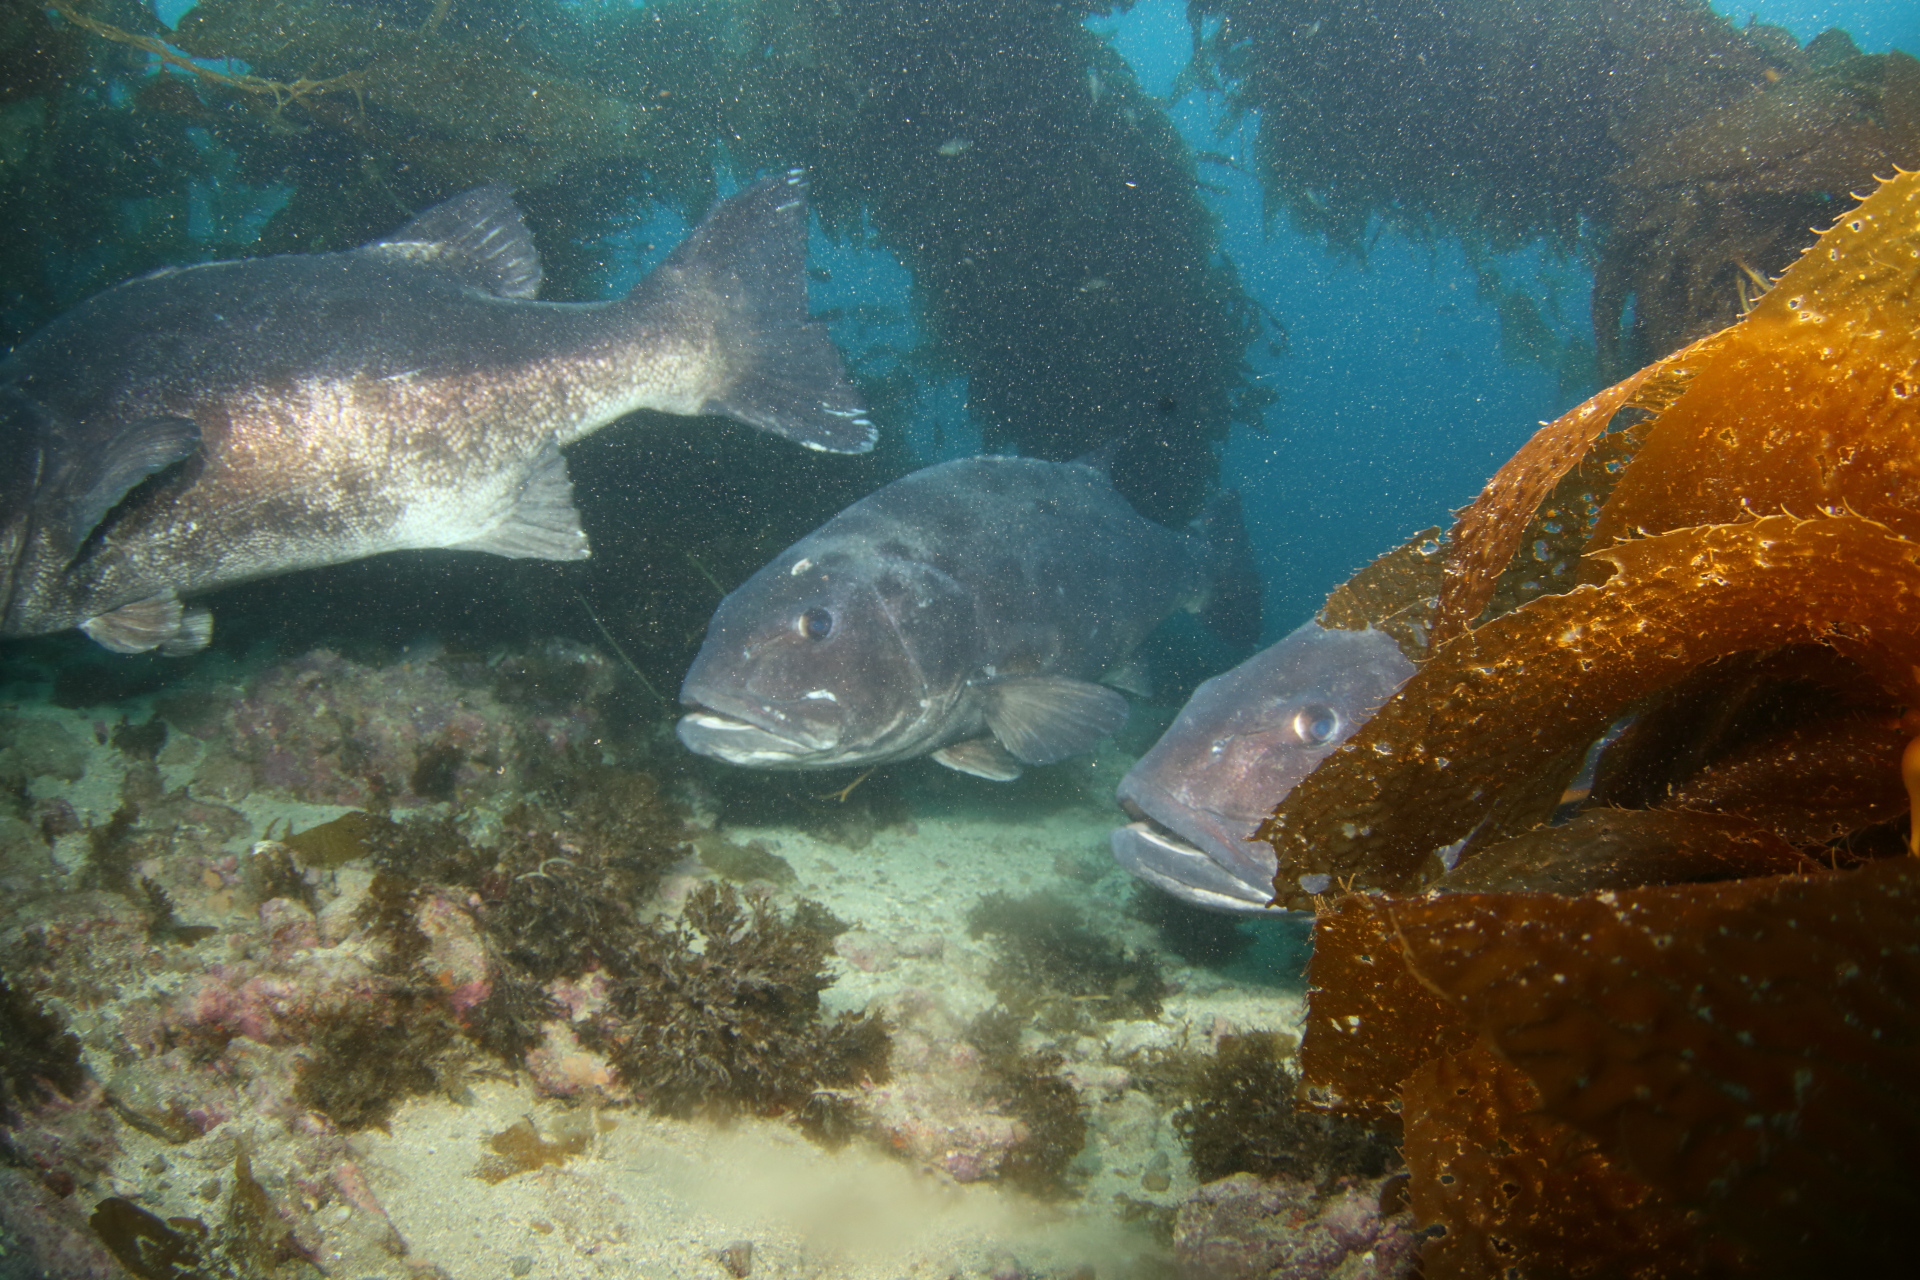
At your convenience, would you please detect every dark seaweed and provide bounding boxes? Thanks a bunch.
[588,882,890,1118]
[964,1007,1089,1197]
[111,717,168,762]
[1171,1032,1398,1187]
[292,987,463,1133]
[967,891,1167,1027]
[407,738,465,802]
[90,1151,313,1280]
[0,973,86,1122]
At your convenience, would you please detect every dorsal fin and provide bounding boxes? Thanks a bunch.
[363,184,543,299]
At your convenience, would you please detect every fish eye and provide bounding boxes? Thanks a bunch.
[798,606,834,640]
[1291,704,1340,745]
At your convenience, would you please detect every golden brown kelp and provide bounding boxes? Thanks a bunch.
[1275,170,1920,1277]
[1266,170,1920,902]
[1305,861,1920,1276]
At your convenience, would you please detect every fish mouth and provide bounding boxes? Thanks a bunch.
[1109,791,1292,913]
[675,692,840,766]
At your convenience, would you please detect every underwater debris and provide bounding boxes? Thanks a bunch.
[471,1112,599,1186]
[588,881,889,1119]
[966,891,1168,1028]
[1268,171,1920,1277]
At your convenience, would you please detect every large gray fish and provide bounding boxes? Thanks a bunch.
[0,169,871,654]
[1112,620,1414,912]
[676,455,1260,779]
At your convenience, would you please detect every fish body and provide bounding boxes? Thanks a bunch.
[677,455,1259,779]
[1112,620,1414,912]
[0,170,870,653]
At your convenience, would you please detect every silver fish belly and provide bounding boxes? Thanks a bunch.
[0,169,871,654]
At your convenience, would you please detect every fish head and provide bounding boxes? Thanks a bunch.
[678,541,974,768]
[1112,621,1415,912]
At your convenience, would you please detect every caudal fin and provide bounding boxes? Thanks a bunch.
[641,168,875,454]
[1193,490,1262,648]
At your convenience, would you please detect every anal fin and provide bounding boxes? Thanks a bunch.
[450,443,590,561]
[932,737,1023,781]
[80,592,212,656]
[978,675,1129,765]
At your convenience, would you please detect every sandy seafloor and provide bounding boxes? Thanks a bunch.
[0,648,1318,1280]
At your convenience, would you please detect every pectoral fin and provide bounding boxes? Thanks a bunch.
[450,443,590,561]
[1103,655,1153,698]
[932,737,1024,781]
[978,675,1129,765]
[80,592,213,655]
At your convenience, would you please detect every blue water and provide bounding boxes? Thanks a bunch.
[1085,0,1914,635]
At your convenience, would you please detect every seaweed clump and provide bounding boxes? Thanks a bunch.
[587,882,890,1119]
[966,890,1167,1029]
[259,764,693,1128]
[961,1007,1089,1197]
[291,986,463,1133]
[1170,1031,1396,1187]
[90,1151,313,1280]
[1258,172,1920,1274]
[0,973,85,1127]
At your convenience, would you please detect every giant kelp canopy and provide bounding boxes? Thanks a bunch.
[1194,0,1920,380]
[1265,167,1920,1276]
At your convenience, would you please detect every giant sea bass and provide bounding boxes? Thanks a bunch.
[0,170,870,654]
[677,454,1260,780]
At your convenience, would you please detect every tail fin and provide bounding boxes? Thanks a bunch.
[639,168,875,454]
[1193,490,1262,648]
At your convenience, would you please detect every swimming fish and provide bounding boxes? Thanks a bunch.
[1111,620,1414,912]
[0,169,871,654]
[677,454,1260,779]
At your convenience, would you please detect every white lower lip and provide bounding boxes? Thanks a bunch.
[684,713,759,732]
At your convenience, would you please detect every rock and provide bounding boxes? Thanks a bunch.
[1172,1172,1418,1280]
